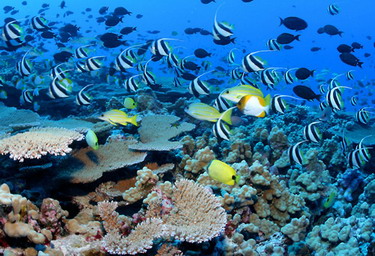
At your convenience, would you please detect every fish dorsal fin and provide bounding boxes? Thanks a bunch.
[111,109,127,116]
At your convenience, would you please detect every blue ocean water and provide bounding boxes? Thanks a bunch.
[0,0,374,255]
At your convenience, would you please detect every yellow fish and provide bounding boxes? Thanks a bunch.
[207,160,240,185]
[221,84,263,103]
[185,102,232,124]
[237,94,271,117]
[98,109,138,126]
[123,97,137,109]
[85,129,99,150]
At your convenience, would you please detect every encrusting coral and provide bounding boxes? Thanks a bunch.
[0,127,84,162]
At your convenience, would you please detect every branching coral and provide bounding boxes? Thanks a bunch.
[100,179,227,255]
[0,127,84,162]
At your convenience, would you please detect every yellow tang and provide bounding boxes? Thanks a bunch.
[207,159,240,185]
[85,129,99,150]
[185,102,232,124]
[98,109,138,126]
[221,84,264,103]
[123,97,137,109]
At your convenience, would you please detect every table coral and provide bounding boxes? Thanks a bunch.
[129,114,195,151]
[0,127,84,162]
[58,138,147,184]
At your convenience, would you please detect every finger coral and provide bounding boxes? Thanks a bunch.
[0,127,84,162]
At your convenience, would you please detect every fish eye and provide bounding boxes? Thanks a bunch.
[232,175,236,180]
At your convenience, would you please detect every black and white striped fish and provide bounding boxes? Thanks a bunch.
[271,95,288,114]
[303,121,322,143]
[16,51,32,77]
[50,64,66,79]
[271,95,302,114]
[142,59,156,85]
[85,56,105,71]
[75,44,92,59]
[166,52,179,68]
[31,16,50,31]
[260,68,281,88]
[150,38,173,57]
[230,68,242,80]
[242,51,267,73]
[346,70,354,80]
[212,107,234,141]
[124,74,141,92]
[76,84,93,106]
[188,70,212,97]
[347,148,365,169]
[48,70,73,99]
[212,10,234,40]
[76,61,88,73]
[21,89,33,104]
[355,135,372,162]
[213,93,231,112]
[355,108,371,124]
[284,68,297,84]
[350,96,357,106]
[267,39,281,51]
[227,49,236,64]
[114,50,135,72]
[326,86,351,111]
[288,140,307,165]
[2,20,23,41]
[328,4,340,15]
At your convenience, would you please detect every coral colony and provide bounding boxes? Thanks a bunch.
[0,0,374,256]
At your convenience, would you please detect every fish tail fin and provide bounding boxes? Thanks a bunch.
[220,107,234,125]
[316,94,322,101]
[231,38,236,44]
[129,115,138,126]
[358,62,363,68]
[279,17,284,26]
[311,70,315,76]
[235,175,241,184]
[338,31,343,37]
[295,35,301,41]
